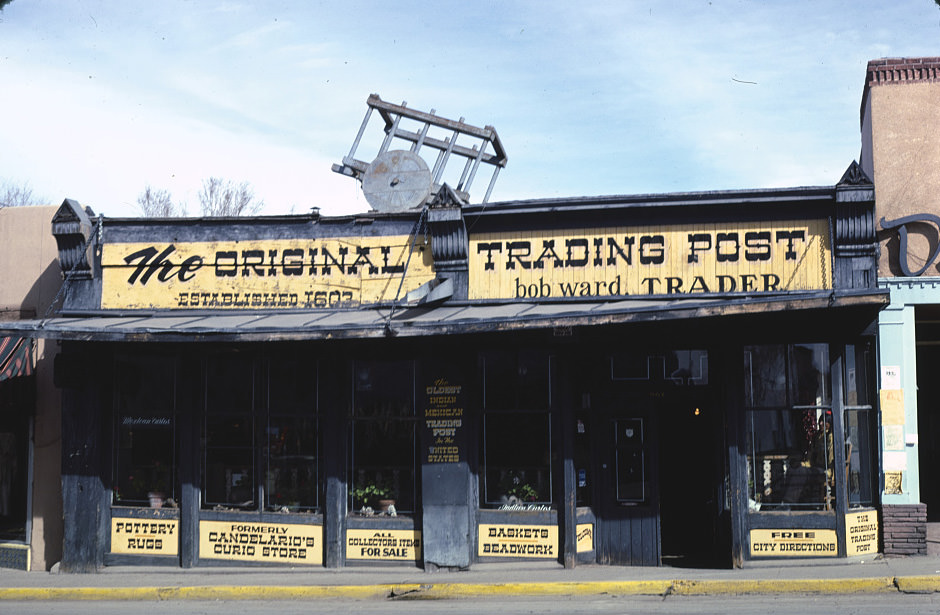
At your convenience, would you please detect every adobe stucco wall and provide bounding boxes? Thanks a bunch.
[0,205,63,570]
[860,58,940,278]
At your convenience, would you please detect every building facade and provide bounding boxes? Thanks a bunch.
[1,169,886,571]
[861,57,940,555]
[0,205,63,571]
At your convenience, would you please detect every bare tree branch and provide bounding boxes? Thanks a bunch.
[136,185,186,217]
[0,179,45,208]
[198,177,264,217]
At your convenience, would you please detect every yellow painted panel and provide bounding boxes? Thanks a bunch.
[576,523,594,553]
[199,520,322,565]
[111,518,179,556]
[346,529,422,561]
[469,220,832,300]
[478,524,558,558]
[749,529,837,557]
[101,236,434,310]
[845,510,879,556]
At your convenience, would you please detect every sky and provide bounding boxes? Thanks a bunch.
[0,1,938,218]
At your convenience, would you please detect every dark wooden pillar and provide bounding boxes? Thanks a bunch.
[556,355,577,568]
[322,359,347,568]
[58,348,105,573]
[720,344,747,568]
[178,353,200,568]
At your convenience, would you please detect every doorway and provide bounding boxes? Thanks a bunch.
[916,335,940,520]
[657,392,730,568]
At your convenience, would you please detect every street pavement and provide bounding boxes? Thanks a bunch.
[1,553,940,600]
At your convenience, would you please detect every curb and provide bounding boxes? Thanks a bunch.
[0,576,935,600]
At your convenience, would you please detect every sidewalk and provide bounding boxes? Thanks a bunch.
[1,555,940,600]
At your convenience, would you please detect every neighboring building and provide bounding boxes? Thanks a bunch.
[0,170,885,570]
[861,57,940,555]
[0,205,63,570]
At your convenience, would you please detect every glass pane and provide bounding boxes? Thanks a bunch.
[746,408,834,511]
[845,409,874,507]
[484,351,550,410]
[483,413,551,505]
[615,418,645,502]
[207,355,253,414]
[351,360,416,515]
[206,414,252,448]
[844,343,872,407]
[744,345,787,408]
[791,343,829,406]
[351,420,415,512]
[113,356,175,506]
[203,355,255,509]
[269,357,317,415]
[354,360,414,417]
[666,350,708,385]
[204,448,254,506]
[266,356,318,512]
[266,416,318,511]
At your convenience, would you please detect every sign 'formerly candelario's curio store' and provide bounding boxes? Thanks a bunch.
[101,236,434,310]
[469,220,831,300]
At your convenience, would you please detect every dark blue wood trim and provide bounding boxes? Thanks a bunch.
[60,346,106,572]
[321,359,348,568]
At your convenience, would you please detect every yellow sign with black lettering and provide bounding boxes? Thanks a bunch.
[110,518,178,556]
[469,220,831,300]
[346,529,422,562]
[478,524,558,558]
[101,236,434,310]
[846,511,879,556]
[199,520,322,565]
[749,529,837,557]
[576,523,593,553]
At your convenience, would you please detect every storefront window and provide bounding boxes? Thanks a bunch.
[265,357,319,512]
[0,376,30,539]
[844,342,875,508]
[744,344,833,511]
[203,355,255,508]
[113,355,176,507]
[481,351,552,507]
[350,360,416,514]
[202,353,320,512]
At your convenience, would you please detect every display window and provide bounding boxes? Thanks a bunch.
[0,376,33,539]
[843,342,876,508]
[265,356,319,512]
[113,355,177,508]
[744,344,834,511]
[201,353,320,512]
[203,355,254,508]
[350,360,416,515]
[481,351,552,508]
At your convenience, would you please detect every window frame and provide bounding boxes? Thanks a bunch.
[348,359,418,515]
[743,343,835,513]
[200,352,321,513]
[480,351,554,509]
[111,353,178,508]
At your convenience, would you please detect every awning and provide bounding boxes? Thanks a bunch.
[0,337,34,381]
[0,290,889,343]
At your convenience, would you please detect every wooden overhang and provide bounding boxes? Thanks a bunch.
[0,288,888,343]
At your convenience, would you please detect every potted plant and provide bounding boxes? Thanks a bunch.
[499,471,540,505]
[352,477,396,511]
